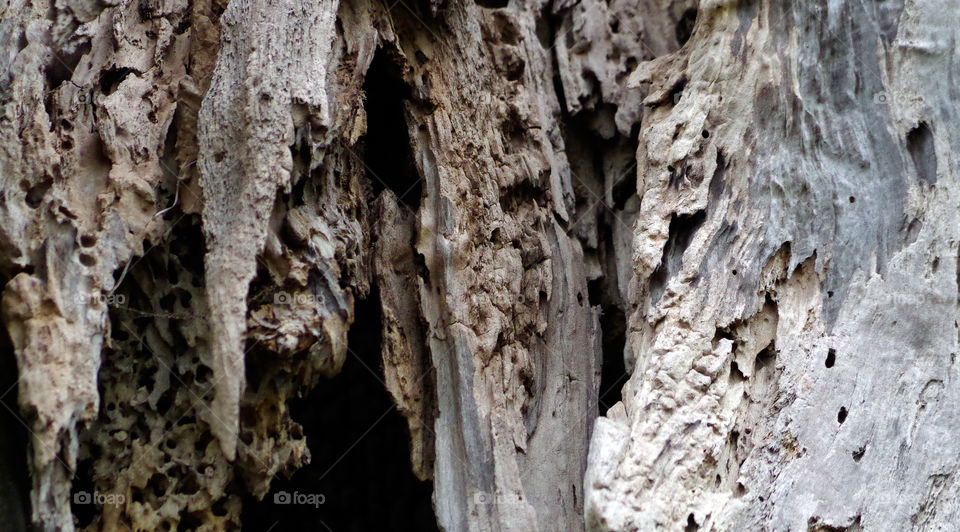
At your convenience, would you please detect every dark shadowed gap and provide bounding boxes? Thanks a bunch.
[0,323,29,532]
[906,122,937,186]
[589,217,628,416]
[534,3,553,50]
[362,48,422,209]
[594,291,627,416]
[650,210,706,305]
[69,456,97,528]
[612,170,637,210]
[675,8,698,46]
[241,291,437,532]
[535,4,568,116]
[98,67,135,96]
[825,348,836,368]
[666,77,688,108]
[558,103,636,417]
[476,0,509,8]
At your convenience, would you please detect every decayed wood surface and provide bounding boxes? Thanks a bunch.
[1,0,958,531]
[586,1,960,530]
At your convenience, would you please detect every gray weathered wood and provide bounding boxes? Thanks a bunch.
[1,0,957,530]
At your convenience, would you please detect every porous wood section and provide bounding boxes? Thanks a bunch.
[1,0,958,531]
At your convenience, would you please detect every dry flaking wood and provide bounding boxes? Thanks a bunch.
[585,0,960,530]
[1,0,958,531]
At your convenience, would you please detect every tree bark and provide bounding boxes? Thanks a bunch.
[1,0,957,531]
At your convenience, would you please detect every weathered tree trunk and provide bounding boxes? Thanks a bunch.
[1,0,957,531]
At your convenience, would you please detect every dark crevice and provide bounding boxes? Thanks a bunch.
[667,77,688,107]
[500,179,547,212]
[413,251,431,288]
[612,169,637,210]
[591,273,627,415]
[754,341,776,372]
[535,4,554,50]
[24,176,53,208]
[588,154,634,416]
[675,8,698,46]
[69,457,97,528]
[502,106,530,143]
[825,348,836,368]
[852,445,866,462]
[906,122,937,186]
[287,137,312,207]
[0,322,29,532]
[42,40,90,95]
[650,210,706,304]
[537,6,568,116]
[557,80,638,417]
[578,71,602,110]
[242,290,437,532]
[808,514,862,532]
[730,360,746,382]
[362,48,422,209]
[904,217,922,246]
[173,17,192,35]
[553,73,569,116]
[476,0,509,8]
[597,323,626,415]
[99,67,135,96]
[562,122,633,416]
[708,151,729,208]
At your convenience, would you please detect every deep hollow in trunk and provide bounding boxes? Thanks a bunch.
[241,293,437,531]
